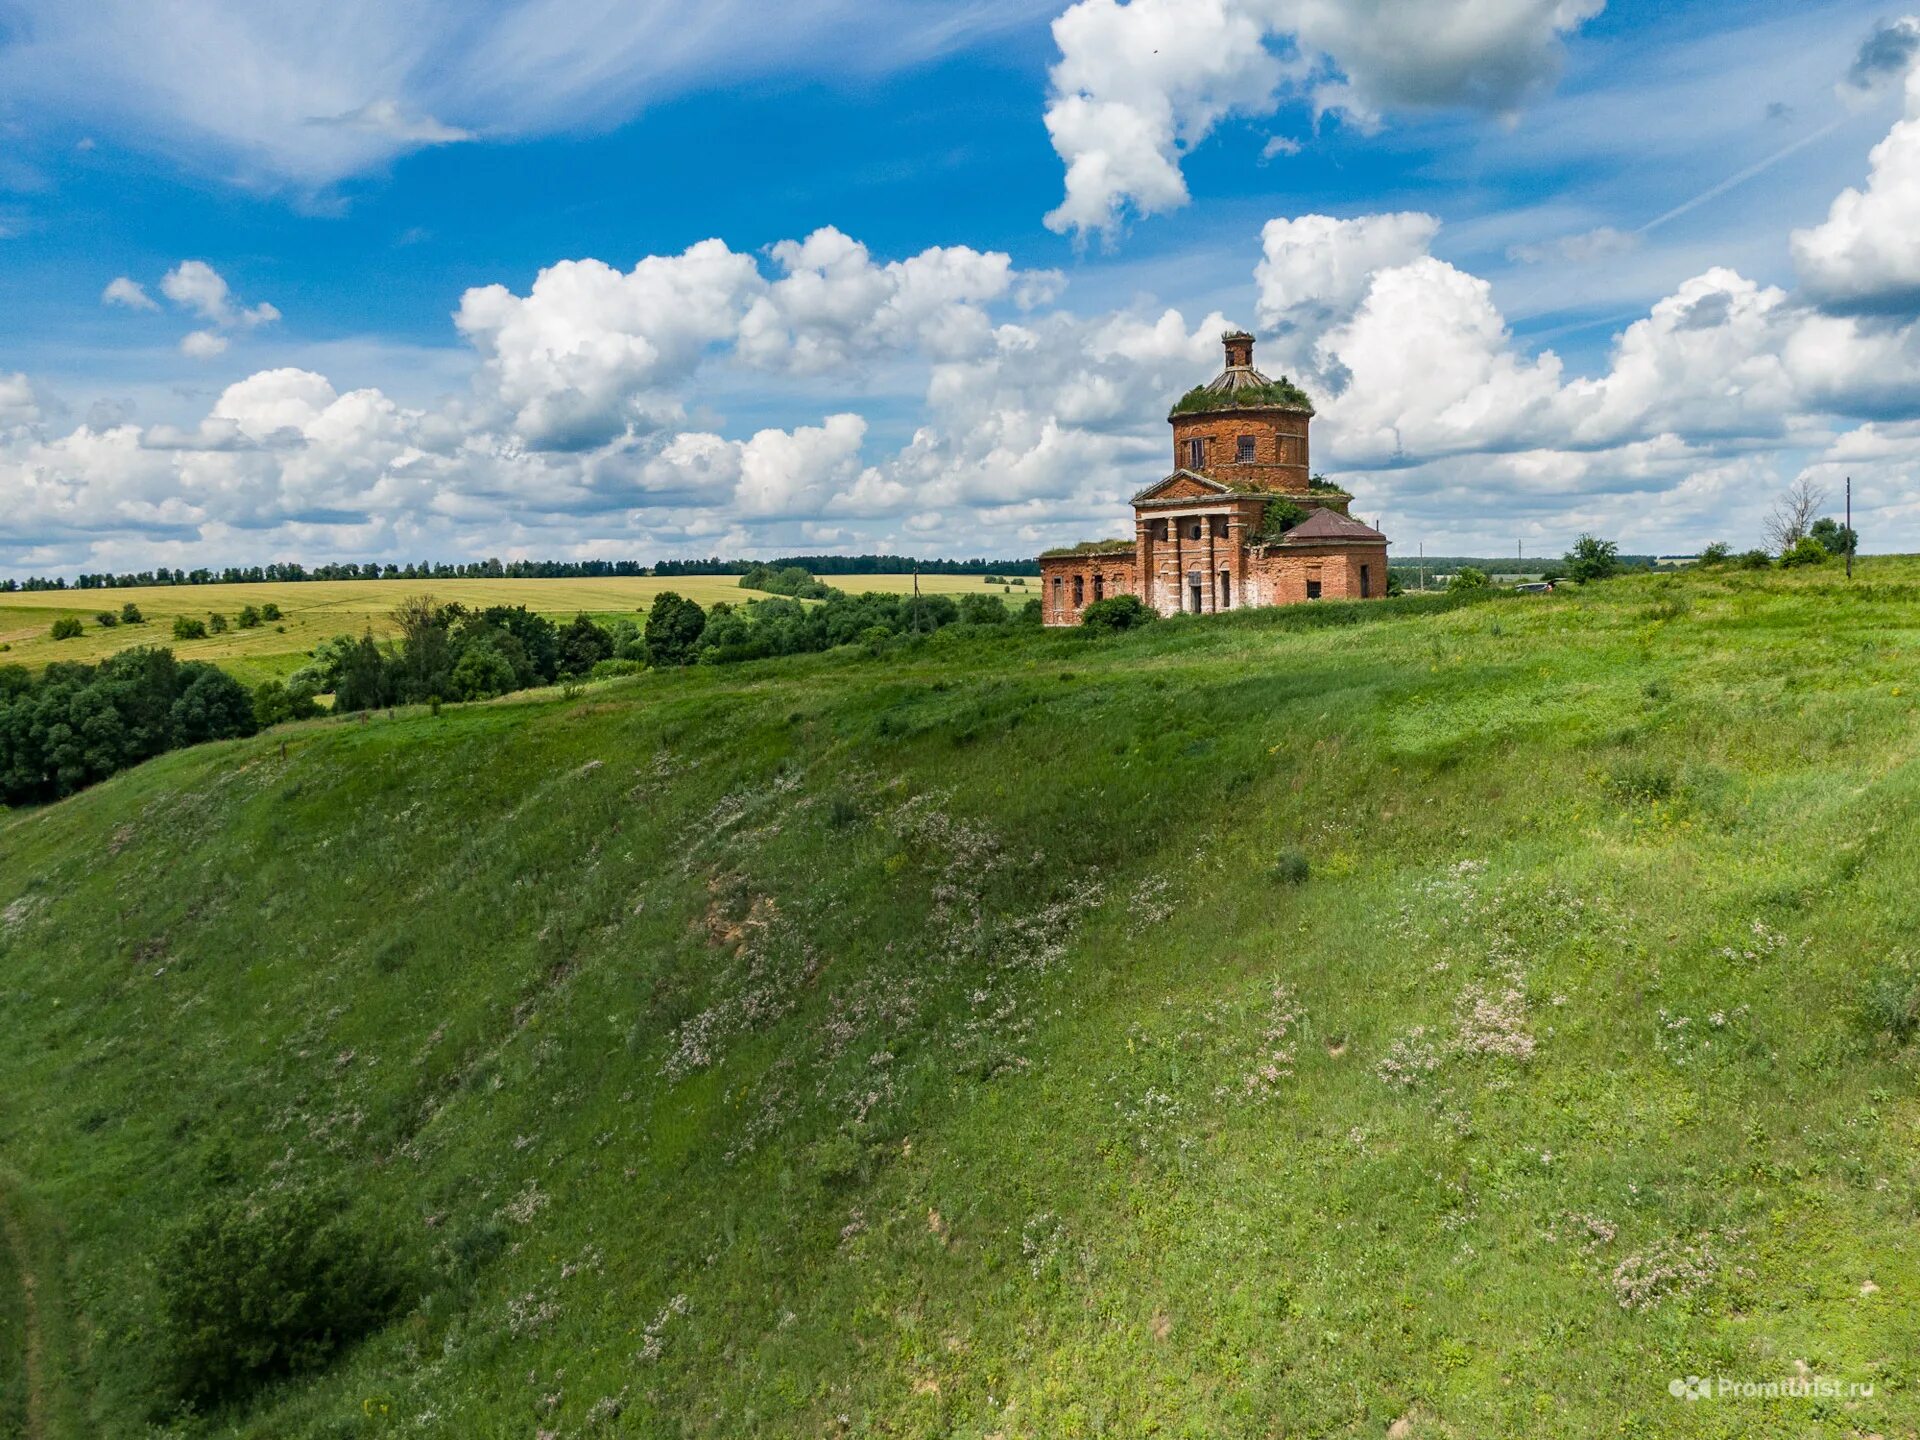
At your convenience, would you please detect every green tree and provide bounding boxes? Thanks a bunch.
[119,602,144,624]
[1447,567,1490,593]
[170,665,259,744]
[1563,534,1621,583]
[49,616,83,639]
[957,593,1010,625]
[557,612,615,677]
[388,594,455,702]
[450,645,518,700]
[1808,517,1858,558]
[260,602,282,621]
[235,604,263,629]
[207,612,229,634]
[333,632,394,713]
[95,610,120,628]
[644,592,708,667]
[172,616,209,640]
[1697,541,1732,566]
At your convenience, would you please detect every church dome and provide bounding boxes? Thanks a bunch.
[1168,331,1314,419]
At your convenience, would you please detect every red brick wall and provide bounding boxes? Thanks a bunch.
[1169,409,1310,493]
[1246,544,1388,605]
[1039,554,1139,626]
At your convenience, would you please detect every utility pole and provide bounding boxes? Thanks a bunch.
[1846,475,1854,580]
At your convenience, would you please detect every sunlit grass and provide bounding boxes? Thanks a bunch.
[2,557,1919,1436]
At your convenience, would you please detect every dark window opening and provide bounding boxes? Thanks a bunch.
[1236,434,1255,463]
[1306,579,1322,600]
[1093,574,1105,602]
[1360,564,1371,598]
[1188,570,1204,614]
[1209,514,1227,538]
[1189,521,1204,541]
[1185,437,1204,469]
[1072,575,1084,607]
[1151,518,1168,541]
[1220,571,1232,608]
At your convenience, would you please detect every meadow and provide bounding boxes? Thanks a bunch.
[2,558,1918,1437]
[0,573,1023,685]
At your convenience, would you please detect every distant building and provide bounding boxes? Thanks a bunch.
[1039,332,1388,626]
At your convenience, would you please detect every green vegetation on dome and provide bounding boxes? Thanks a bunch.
[1040,538,1134,557]
[1169,376,1314,416]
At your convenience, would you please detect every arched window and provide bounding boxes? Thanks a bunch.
[1152,518,1169,541]
[1072,574,1084,607]
[1093,574,1106,602]
[1220,570,1232,608]
[1189,521,1204,541]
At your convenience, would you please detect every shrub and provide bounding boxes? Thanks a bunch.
[155,1187,403,1408]
[1697,541,1731,566]
[49,616,83,640]
[251,679,321,728]
[172,616,208,640]
[1865,965,1920,1043]
[120,602,144,624]
[235,604,262,629]
[1447,567,1490,593]
[1564,534,1621,583]
[1779,536,1829,568]
[1272,848,1310,885]
[259,602,282,621]
[1079,595,1156,632]
[207,612,229,634]
[1018,597,1044,625]
[957,593,1010,625]
[95,611,120,628]
[1735,548,1772,570]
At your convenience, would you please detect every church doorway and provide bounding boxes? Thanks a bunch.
[1187,570,1203,613]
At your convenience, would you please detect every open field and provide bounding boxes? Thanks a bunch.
[4,559,1920,1436]
[0,572,1022,684]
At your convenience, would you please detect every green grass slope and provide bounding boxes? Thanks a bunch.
[4,563,1920,1437]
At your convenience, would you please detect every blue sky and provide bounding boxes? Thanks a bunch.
[3,0,1918,571]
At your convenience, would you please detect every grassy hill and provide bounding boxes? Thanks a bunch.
[0,573,1026,685]
[3,560,1918,1437]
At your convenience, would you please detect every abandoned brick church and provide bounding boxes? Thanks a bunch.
[1039,331,1388,626]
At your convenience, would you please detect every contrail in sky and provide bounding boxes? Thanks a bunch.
[1635,113,1852,235]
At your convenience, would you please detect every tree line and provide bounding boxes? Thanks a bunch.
[0,649,258,804]
[1,559,655,591]
[654,554,1041,577]
[3,553,1042,591]
[307,589,1037,712]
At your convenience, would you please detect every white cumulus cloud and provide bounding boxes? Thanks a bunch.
[1043,0,1603,237]
[1794,49,1920,314]
[102,276,159,311]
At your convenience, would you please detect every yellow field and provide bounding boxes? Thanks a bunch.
[0,572,1035,684]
